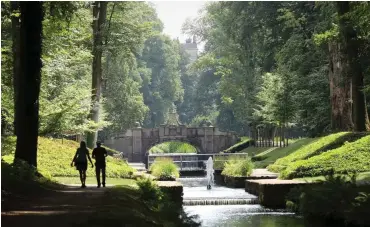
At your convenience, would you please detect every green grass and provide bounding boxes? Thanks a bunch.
[2,136,134,178]
[240,146,271,156]
[254,138,317,168]
[221,157,254,177]
[213,154,249,170]
[149,141,197,154]
[267,132,367,173]
[54,177,137,186]
[280,135,370,179]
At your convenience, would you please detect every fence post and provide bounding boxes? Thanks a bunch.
[180,155,183,171]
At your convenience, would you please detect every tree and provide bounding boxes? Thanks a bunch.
[337,1,369,131]
[14,2,43,167]
[87,1,107,148]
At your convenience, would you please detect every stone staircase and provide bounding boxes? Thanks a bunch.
[128,162,146,172]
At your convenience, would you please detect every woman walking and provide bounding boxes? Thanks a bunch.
[71,141,94,188]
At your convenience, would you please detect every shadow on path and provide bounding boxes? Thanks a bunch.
[2,185,110,227]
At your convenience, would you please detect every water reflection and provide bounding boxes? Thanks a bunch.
[184,204,313,227]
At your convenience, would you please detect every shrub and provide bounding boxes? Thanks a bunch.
[214,154,249,170]
[280,135,370,179]
[136,178,201,226]
[222,157,254,177]
[268,132,366,173]
[149,141,197,154]
[150,158,179,180]
[136,178,163,208]
[286,174,370,226]
[1,136,135,178]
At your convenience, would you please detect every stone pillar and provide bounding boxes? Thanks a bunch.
[204,126,214,153]
[132,127,142,162]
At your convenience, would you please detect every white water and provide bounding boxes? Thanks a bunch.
[206,157,214,189]
[180,175,309,226]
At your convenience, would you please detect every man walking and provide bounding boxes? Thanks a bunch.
[92,141,108,188]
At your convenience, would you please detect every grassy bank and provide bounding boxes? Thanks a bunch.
[253,138,317,168]
[1,136,134,178]
[268,132,367,173]
[281,135,370,179]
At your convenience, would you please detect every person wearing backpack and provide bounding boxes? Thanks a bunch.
[71,141,94,188]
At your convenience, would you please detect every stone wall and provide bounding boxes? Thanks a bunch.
[103,125,238,163]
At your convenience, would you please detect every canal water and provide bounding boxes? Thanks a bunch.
[179,177,321,227]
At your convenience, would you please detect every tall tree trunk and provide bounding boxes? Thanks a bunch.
[11,1,20,136]
[337,2,368,132]
[87,1,107,148]
[14,2,43,167]
[328,40,354,131]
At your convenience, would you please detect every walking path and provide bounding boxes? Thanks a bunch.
[2,185,109,227]
[2,183,159,227]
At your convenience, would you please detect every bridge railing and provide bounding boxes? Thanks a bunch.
[148,153,249,171]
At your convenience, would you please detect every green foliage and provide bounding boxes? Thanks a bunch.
[140,34,184,128]
[102,2,158,135]
[281,135,370,179]
[149,158,180,180]
[268,132,356,172]
[136,178,164,208]
[1,136,16,156]
[286,174,370,226]
[149,141,197,154]
[135,178,201,226]
[214,154,248,170]
[2,136,134,178]
[1,158,60,197]
[221,157,254,177]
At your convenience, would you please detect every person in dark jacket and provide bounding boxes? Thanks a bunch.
[92,141,108,188]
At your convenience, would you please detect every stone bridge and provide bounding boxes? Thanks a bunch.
[103,125,238,162]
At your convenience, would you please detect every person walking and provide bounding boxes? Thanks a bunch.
[92,141,108,188]
[71,141,93,188]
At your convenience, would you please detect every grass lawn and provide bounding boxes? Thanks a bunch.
[253,138,318,168]
[240,146,271,156]
[1,136,134,178]
[280,135,370,179]
[54,177,137,186]
[268,132,368,173]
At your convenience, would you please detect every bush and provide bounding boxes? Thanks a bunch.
[286,174,370,226]
[280,135,370,179]
[149,141,197,154]
[213,154,248,170]
[150,158,179,180]
[136,178,163,208]
[221,157,254,177]
[1,136,134,178]
[268,132,366,173]
[136,178,201,226]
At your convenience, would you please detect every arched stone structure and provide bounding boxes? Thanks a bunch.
[103,125,238,162]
